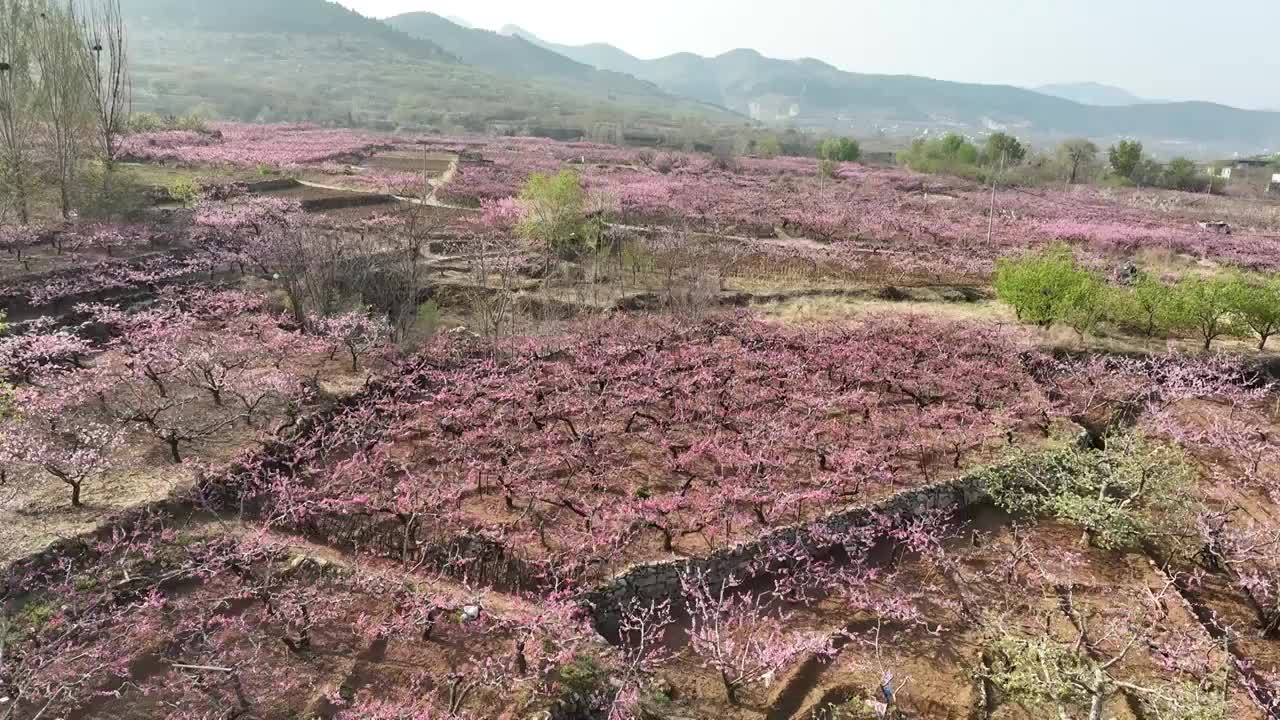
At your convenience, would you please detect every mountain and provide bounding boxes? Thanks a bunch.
[386,12,699,112]
[388,13,732,124]
[117,0,733,134]
[391,13,592,78]
[507,26,1280,154]
[503,25,650,78]
[444,15,473,29]
[121,0,454,61]
[1035,82,1152,107]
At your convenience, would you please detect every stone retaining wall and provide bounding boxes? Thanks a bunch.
[585,474,989,627]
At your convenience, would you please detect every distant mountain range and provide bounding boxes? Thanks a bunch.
[112,2,1280,156]
[122,0,454,60]
[385,12,694,111]
[501,24,1280,154]
[118,0,733,133]
[1033,82,1157,107]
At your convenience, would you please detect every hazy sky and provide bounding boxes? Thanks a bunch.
[335,0,1279,110]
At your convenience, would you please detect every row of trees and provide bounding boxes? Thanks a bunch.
[0,289,391,506]
[0,0,129,221]
[897,132,1028,174]
[5,294,1271,718]
[1107,139,1208,191]
[897,131,1210,192]
[995,247,1280,350]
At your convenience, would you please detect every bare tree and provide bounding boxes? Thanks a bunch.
[466,231,522,353]
[32,1,89,219]
[0,0,40,222]
[73,0,130,171]
[1057,139,1099,185]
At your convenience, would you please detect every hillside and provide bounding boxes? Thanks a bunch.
[121,0,454,61]
[384,13,707,114]
[1035,82,1154,107]
[117,0,734,134]
[504,26,1280,154]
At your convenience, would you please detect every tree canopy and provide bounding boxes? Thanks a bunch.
[1108,140,1144,179]
[817,137,861,163]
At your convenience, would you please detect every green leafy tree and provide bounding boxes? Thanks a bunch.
[994,247,1105,335]
[899,133,982,176]
[1229,274,1280,351]
[1131,158,1163,188]
[755,134,782,158]
[1057,139,1098,184]
[1161,156,1205,192]
[939,133,979,164]
[517,169,594,259]
[1108,140,1144,179]
[1110,274,1176,339]
[1056,274,1111,342]
[1168,275,1242,351]
[985,132,1026,166]
[983,432,1196,550]
[817,137,861,163]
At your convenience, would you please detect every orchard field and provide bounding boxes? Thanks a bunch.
[3,121,1280,720]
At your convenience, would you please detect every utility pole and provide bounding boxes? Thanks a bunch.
[986,152,1006,246]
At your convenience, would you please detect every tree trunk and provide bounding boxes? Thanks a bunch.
[167,436,182,464]
[723,674,738,705]
[1088,673,1106,720]
[514,638,528,675]
[70,481,82,507]
[15,180,29,224]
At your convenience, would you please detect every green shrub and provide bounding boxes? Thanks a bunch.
[755,134,782,158]
[984,632,1095,713]
[635,686,678,720]
[818,137,861,163]
[169,178,201,207]
[552,654,611,719]
[128,112,167,133]
[981,432,1196,550]
[1162,156,1209,192]
[415,299,440,337]
[984,631,1229,720]
[128,111,209,134]
[898,133,984,178]
[517,169,599,259]
[15,600,57,635]
[175,113,211,133]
